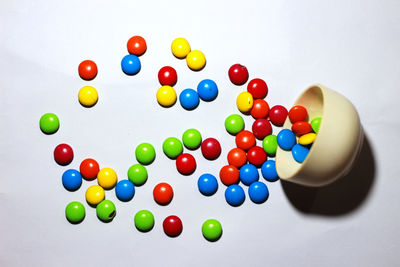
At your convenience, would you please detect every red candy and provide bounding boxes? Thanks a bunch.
[250,99,270,119]
[269,105,288,127]
[158,66,178,86]
[53,144,74,166]
[252,119,272,140]
[289,105,308,123]
[228,64,249,85]
[78,60,98,81]
[201,138,221,160]
[176,153,196,175]
[127,35,147,56]
[163,215,183,237]
[291,121,312,136]
[219,165,240,186]
[247,146,267,167]
[247,78,268,99]
[79,158,100,180]
[153,182,174,205]
[227,148,247,168]
[235,130,256,151]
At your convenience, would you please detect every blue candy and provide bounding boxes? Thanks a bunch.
[292,144,310,163]
[261,160,279,182]
[62,169,82,191]
[225,184,245,206]
[277,129,296,150]
[115,180,135,201]
[197,173,218,196]
[197,79,218,101]
[248,181,269,203]
[121,54,141,75]
[239,163,259,186]
[179,88,200,110]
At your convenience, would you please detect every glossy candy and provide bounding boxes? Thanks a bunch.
[225,184,245,206]
[250,99,270,119]
[182,129,202,149]
[115,180,135,201]
[135,143,156,165]
[186,50,206,71]
[179,88,200,110]
[291,121,312,136]
[97,167,118,190]
[311,117,322,133]
[252,118,272,140]
[247,146,267,167]
[228,64,249,85]
[153,182,174,205]
[277,129,296,150]
[85,185,105,206]
[197,173,218,196]
[96,200,116,222]
[292,144,310,163]
[248,181,269,203]
[158,66,177,86]
[134,210,154,232]
[80,158,100,180]
[202,219,222,241]
[227,148,247,168]
[78,86,98,107]
[262,135,278,156]
[224,114,245,135]
[54,144,74,166]
[239,164,259,185]
[157,86,177,107]
[289,105,308,123]
[201,138,221,160]
[235,130,256,151]
[78,60,98,81]
[247,78,268,99]
[269,105,288,127]
[197,79,218,101]
[62,169,82,191]
[171,38,191,59]
[298,133,316,145]
[236,92,254,113]
[163,137,183,159]
[176,153,196,175]
[65,201,85,223]
[127,164,148,186]
[127,35,147,56]
[163,215,183,237]
[121,54,141,75]
[39,113,59,134]
[219,165,240,186]
[261,160,279,182]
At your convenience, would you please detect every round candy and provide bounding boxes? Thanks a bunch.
[182,128,202,149]
[85,185,105,206]
[262,135,278,156]
[179,88,200,110]
[224,114,245,135]
[115,180,135,201]
[252,118,272,140]
[197,79,218,101]
[225,184,245,206]
[261,160,279,182]
[97,167,118,190]
[162,137,183,159]
[186,50,206,71]
[219,165,240,186]
[121,54,141,75]
[227,148,247,168]
[127,164,148,186]
[239,164,259,186]
[78,60,97,81]
[65,201,85,223]
[134,210,154,232]
[153,182,174,205]
[269,105,288,127]
[78,86,98,107]
[247,146,267,167]
[235,130,256,151]
[39,113,59,134]
[163,215,183,237]
[127,35,147,56]
[277,129,296,150]
[80,158,100,180]
[289,105,308,123]
[311,117,322,133]
[197,173,218,196]
[247,78,268,99]
[201,138,221,160]
[250,99,270,119]
[291,121,312,136]
[157,86,177,107]
[292,144,310,163]
[62,169,82,191]
[135,143,156,165]
[176,153,196,175]
[236,92,254,113]
[202,219,222,241]
[228,64,249,85]
[158,66,177,86]
[54,144,74,166]
[171,38,191,59]
[96,200,116,222]
[248,181,269,203]
[298,133,317,145]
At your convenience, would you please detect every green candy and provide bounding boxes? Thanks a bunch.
[311,117,322,133]
[65,201,85,223]
[202,219,222,241]
[128,164,148,186]
[182,129,202,150]
[135,143,156,165]
[134,210,154,232]
[262,135,278,156]
[96,200,116,222]
[224,114,244,135]
[162,137,183,159]
[39,113,60,134]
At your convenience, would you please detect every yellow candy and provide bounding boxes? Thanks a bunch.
[86,185,105,206]
[97,167,118,190]
[171,38,191,59]
[236,92,254,113]
[156,86,177,107]
[78,86,98,107]
[186,50,206,71]
[298,133,317,145]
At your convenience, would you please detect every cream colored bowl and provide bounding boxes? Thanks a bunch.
[276,84,363,187]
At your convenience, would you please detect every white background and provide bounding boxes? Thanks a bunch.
[1,0,399,266]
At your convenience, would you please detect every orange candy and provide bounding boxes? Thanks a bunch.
[80,158,100,180]
[227,148,247,168]
[291,121,313,136]
[250,99,269,119]
[288,105,308,123]
[127,35,147,56]
[153,182,173,205]
[219,165,240,186]
[235,130,256,151]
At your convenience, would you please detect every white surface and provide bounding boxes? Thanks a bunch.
[1,0,399,266]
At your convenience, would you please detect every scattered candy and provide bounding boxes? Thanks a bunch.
[115,180,135,201]
[269,105,288,127]
[97,167,118,190]
[198,173,218,196]
[78,86,98,107]
[153,182,174,205]
[62,169,82,191]
[239,163,259,186]
[127,35,147,56]
[225,184,245,206]
[135,143,156,165]
[292,144,310,163]
[236,92,254,113]
[127,164,148,186]
[158,66,177,86]
[235,130,256,151]
[252,118,272,140]
[298,132,316,146]
[248,181,269,203]
[134,210,154,232]
[78,60,98,81]
[163,215,183,237]
[157,85,177,107]
[262,135,278,156]
[121,54,141,75]
[197,79,218,101]
[182,128,202,150]
[288,105,308,123]
[261,160,279,182]
[201,138,221,160]
[224,114,245,135]
[176,153,196,175]
[202,219,222,241]
[80,158,100,180]
[219,165,240,186]
[85,185,105,206]
[65,201,85,224]
[162,137,183,159]
[227,148,247,168]
[228,64,249,85]
[311,117,322,133]
[277,129,296,150]
[247,78,268,99]
[179,88,200,110]
[247,146,267,167]
[171,38,191,59]
[291,121,312,136]
[54,143,74,166]
[250,99,269,119]
[186,50,206,71]
[39,113,59,134]
[96,200,116,222]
